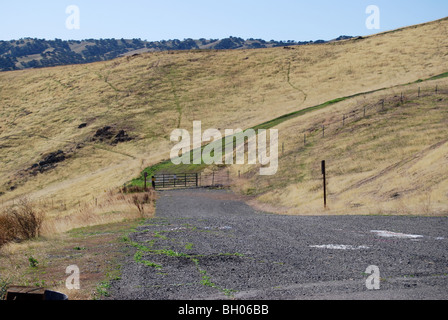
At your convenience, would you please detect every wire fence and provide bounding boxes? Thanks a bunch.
[281,83,447,154]
[199,169,231,188]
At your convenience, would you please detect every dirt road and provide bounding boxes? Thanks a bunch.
[109,189,448,300]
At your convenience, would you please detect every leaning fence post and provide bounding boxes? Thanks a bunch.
[418,87,421,97]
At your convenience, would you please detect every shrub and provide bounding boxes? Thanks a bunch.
[0,199,45,247]
[0,215,16,247]
[121,185,152,194]
[131,191,156,218]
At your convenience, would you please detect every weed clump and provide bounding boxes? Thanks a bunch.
[130,191,156,218]
[0,199,45,248]
[0,277,10,300]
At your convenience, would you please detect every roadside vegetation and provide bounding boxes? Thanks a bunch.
[0,190,156,300]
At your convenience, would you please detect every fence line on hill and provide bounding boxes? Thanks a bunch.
[280,83,447,157]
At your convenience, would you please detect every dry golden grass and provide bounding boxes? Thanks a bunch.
[0,198,45,246]
[0,219,142,300]
[42,189,156,235]
[0,191,155,300]
[1,190,155,246]
[0,17,447,221]
[236,78,448,216]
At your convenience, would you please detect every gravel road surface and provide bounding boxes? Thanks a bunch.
[109,189,448,300]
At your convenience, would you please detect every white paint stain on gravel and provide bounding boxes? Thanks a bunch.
[203,226,232,230]
[309,245,370,250]
[169,227,187,231]
[371,230,424,239]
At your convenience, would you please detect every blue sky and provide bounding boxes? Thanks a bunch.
[1,0,447,41]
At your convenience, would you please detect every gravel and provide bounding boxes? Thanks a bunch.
[108,188,448,300]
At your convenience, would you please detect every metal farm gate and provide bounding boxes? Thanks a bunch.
[153,170,230,190]
[153,173,199,189]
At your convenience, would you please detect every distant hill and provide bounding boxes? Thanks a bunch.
[0,36,352,71]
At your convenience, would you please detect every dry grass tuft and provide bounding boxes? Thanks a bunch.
[42,189,157,235]
[0,198,45,247]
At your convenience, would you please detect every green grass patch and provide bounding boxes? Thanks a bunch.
[253,97,347,131]
[427,72,448,81]
[96,281,111,298]
[133,250,163,270]
[128,156,211,188]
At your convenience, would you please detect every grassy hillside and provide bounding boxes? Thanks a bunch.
[1,17,448,224]
[233,78,448,215]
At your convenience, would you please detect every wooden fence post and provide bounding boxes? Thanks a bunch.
[144,172,148,190]
[322,160,327,209]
